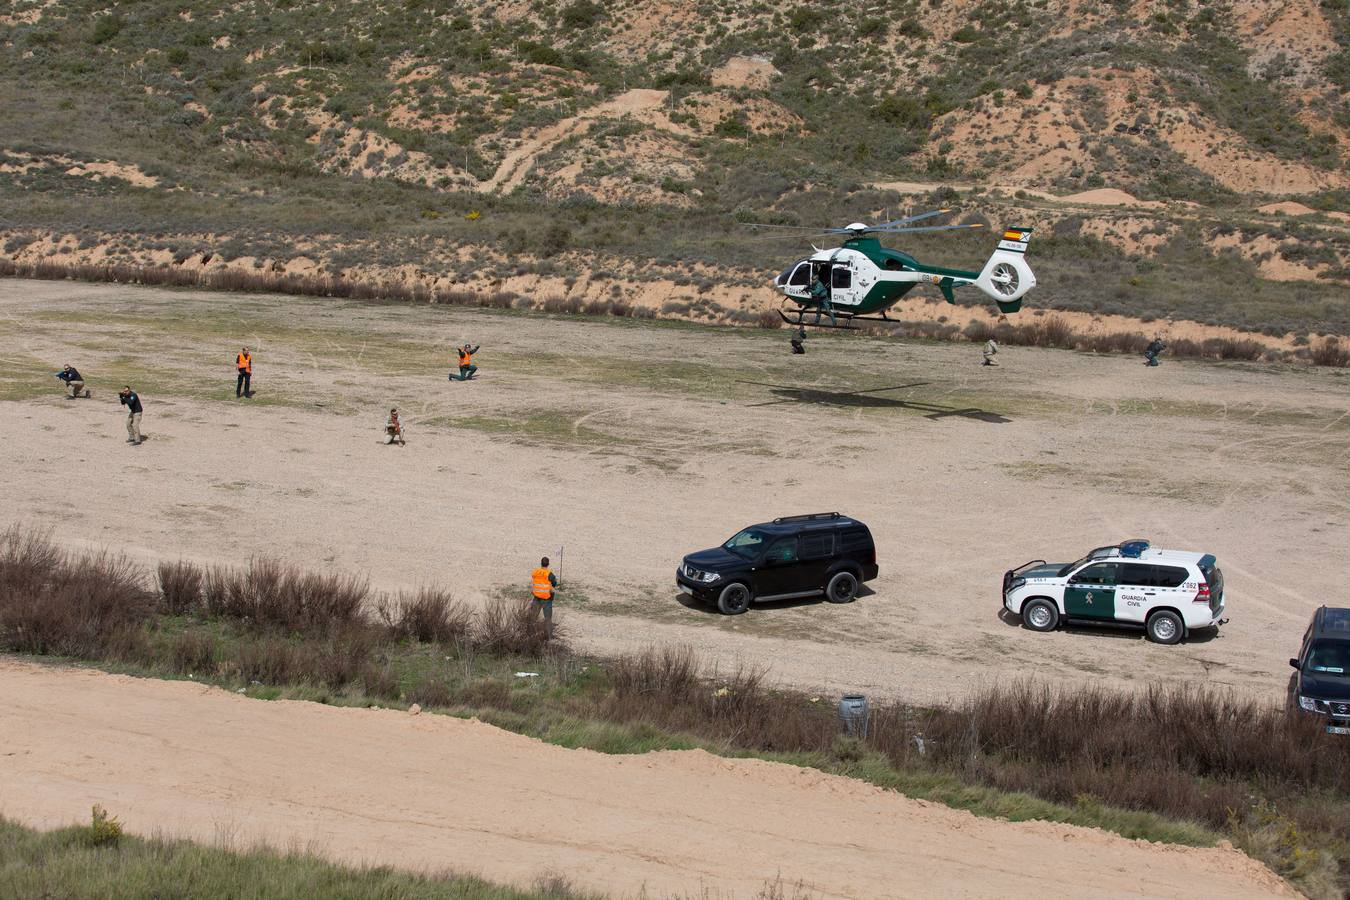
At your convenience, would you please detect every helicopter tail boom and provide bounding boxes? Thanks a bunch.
[973,227,1036,313]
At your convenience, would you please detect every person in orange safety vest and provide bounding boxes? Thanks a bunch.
[448,343,480,382]
[531,557,558,636]
[235,346,253,398]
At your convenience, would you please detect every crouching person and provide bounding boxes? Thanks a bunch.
[56,364,89,399]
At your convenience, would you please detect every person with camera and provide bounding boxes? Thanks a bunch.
[55,364,90,399]
[118,385,143,445]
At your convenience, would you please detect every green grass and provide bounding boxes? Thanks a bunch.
[0,814,594,899]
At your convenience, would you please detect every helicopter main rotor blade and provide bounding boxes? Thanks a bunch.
[744,223,827,231]
[867,223,985,235]
[872,209,951,229]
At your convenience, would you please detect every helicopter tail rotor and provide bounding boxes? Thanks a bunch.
[974,227,1036,313]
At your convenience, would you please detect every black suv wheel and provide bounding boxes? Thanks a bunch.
[717,582,752,615]
[826,570,859,603]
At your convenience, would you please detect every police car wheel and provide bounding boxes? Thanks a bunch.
[826,571,859,603]
[1146,610,1183,645]
[717,583,752,615]
[1022,599,1059,632]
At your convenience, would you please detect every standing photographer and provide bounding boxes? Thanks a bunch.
[118,385,143,446]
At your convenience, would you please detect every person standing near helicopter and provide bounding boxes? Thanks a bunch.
[808,271,836,327]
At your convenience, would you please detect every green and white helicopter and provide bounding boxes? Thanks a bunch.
[753,210,1036,349]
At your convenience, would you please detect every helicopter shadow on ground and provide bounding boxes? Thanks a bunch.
[735,381,1011,424]
[994,607,1221,644]
[675,584,877,616]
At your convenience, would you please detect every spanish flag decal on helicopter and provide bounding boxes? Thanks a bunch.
[997,227,1033,254]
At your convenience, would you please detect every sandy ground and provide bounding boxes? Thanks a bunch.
[0,658,1296,899]
[3,279,1350,706]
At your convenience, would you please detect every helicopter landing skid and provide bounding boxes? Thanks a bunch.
[778,308,895,330]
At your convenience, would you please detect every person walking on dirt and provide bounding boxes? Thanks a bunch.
[235,346,253,398]
[1144,336,1165,367]
[449,343,480,382]
[55,364,89,399]
[118,385,143,445]
[531,556,559,638]
[384,407,406,446]
[982,338,999,366]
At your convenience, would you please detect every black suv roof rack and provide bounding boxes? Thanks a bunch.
[772,512,844,524]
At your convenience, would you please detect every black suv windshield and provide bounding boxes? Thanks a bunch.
[1307,640,1350,675]
[723,528,771,559]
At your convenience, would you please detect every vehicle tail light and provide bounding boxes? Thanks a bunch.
[1194,582,1210,603]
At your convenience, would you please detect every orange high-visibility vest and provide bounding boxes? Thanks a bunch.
[237,352,252,373]
[531,567,553,600]
[458,349,472,366]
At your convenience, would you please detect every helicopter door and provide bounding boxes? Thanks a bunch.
[830,263,859,306]
[784,262,812,298]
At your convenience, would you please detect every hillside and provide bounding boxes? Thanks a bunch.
[1,0,1348,337]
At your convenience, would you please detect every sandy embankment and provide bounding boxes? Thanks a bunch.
[0,659,1294,899]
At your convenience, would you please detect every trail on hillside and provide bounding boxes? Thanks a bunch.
[0,659,1294,899]
[480,89,669,194]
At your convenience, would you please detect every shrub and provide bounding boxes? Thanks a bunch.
[170,631,216,675]
[1310,338,1350,368]
[473,598,555,657]
[157,560,203,615]
[82,805,122,848]
[377,588,470,644]
[0,527,152,659]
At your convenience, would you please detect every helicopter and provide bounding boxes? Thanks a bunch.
[751,210,1037,350]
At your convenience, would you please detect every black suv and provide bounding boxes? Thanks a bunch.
[676,513,879,615]
[1288,606,1350,735]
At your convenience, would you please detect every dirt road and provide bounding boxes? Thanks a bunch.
[0,659,1294,899]
[3,279,1349,704]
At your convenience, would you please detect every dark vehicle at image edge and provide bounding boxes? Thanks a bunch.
[1288,606,1350,736]
[677,513,879,615]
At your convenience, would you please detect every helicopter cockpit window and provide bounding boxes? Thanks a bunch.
[776,264,795,286]
[831,268,851,289]
[788,263,811,286]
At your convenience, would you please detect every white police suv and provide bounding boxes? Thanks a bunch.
[1002,540,1227,644]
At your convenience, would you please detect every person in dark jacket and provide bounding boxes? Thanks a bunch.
[55,364,89,399]
[1144,336,1165,367]
[118,386,143,445]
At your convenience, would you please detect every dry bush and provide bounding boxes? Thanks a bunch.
[406,676,453,708]
[359,662,400,701]
[473,597,556,657]
[310,626,379,689]
[234,636,301,684]
[376,587,470,644]
[170,631,216,675]
[1203,337,1265,361]
[609,645,699,702]
[157,560,203,615]
[962,320,996,342]
[1311,338,1350,367]
[0,527,152,659]
[1020,315,1076,348]
[201,559,368,633]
